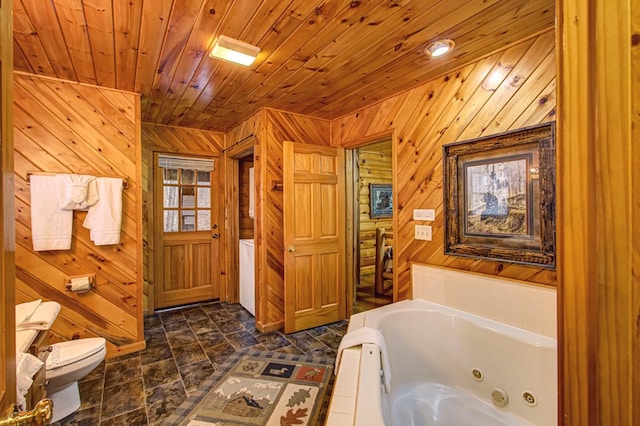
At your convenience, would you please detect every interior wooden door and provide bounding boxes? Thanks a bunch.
[283,141,347,333]
[154,154,220,309]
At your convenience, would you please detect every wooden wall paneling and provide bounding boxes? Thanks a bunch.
[357,149,392,278]
[51,0,97,84]
[12,1,55,76]
[238,158,254,240]
[633,2,640,422]
[13,74,142,357]
[331,32,557,303]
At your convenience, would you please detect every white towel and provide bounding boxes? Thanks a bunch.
[59,174,99,210]
[336,326,392,393]
[83,177,123,245]
[30,174,73,251]
[16,351,44,411]
[16,301,61,331]
[15,299,42,325]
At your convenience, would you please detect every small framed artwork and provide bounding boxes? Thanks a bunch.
[369,183,393,218]
[443,122,556,268]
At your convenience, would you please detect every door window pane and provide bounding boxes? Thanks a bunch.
[164,186,178,208]
[163,168,178,184]
[197,210,211,231]
[181,187,195,208]
[181,210,195,231]
[181,169,195,185]
[197,171,211,186]
[197,187,211,208]
[164,210,178,232]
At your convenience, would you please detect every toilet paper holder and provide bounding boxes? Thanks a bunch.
[64,274,96,292]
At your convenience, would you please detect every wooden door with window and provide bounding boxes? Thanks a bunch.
[154,154,220,309]
[283,142,347,333]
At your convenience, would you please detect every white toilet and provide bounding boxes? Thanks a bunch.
[45,337,107,422]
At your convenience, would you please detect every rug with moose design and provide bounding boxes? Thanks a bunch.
[164,349,334,425]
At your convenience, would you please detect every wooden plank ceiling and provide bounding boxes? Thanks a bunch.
[13,0,555,132]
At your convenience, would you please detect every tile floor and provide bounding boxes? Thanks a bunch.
[53,301,348,425]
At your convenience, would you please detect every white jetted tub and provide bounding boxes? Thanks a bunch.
[330,299,557,425]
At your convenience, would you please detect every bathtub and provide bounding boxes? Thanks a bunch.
[329,299,557,425]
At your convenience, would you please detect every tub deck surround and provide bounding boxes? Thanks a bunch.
[328,298,557,425]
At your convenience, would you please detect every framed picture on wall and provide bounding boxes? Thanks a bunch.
[443,122,556,268]
[370,183,393,218]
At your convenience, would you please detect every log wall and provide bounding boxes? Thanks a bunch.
[332,31,558,301]
[140,123,225,311]
[13,73,143,357]
[357,148,392,278]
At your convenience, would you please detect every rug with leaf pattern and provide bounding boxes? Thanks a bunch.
[163,349,334,425]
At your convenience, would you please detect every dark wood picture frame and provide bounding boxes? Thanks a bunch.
[443,122,556,268]
[369,183,393,218]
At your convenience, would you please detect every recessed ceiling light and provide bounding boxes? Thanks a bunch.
[209,35,260,66]
[424,39,455,57]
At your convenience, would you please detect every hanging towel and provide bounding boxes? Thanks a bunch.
[83,177,123,245]
[30,174,73,251]
[16,351,44,411]
[336,327,392,393]
[16,301,61,331]
[15,299,42,325]
[59,174,99,210]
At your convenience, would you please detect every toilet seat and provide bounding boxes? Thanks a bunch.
[46,338,106,370]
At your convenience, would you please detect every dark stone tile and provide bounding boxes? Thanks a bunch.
[285,331,325,353]
[144,315,162,330]
[242,319,260,335]
[105,351,139,364]
[171,342,207,366]
[203,341,236,366]
[145,380,187,424]
[101,379,144,420]
[162,319,190,333]
[206,309,232,323]
[142,358,179,390]
[274,345,305,355]
[159,310,185,324]
[140,342,173,365]
[77,377,103,410]
[180,306,208,319]
[200,302,225,313]
[254,331,291,351]
[144,328,168,347]
[195,330,227,348]
[165,329,197,347]
[225,330,259,349]
[327,321,349,337]
[232,310,253,322]
[315,331,342,350]
[215,317,245,333]
[104,357,141,388]
[100,407,148,426]
[187,317,219,335]
[80,360,105,383]
[223,303,245,312]
[178,359,215,395]
[51,404,100,426]
[305,325,332,338]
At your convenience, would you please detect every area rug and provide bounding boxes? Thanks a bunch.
[164,349,335,425]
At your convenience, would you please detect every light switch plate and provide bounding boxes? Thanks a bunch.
[413,209,435,221]
[415,225,432,241]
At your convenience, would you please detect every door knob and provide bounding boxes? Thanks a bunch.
[288,246,295,252]
[212,233,220,239]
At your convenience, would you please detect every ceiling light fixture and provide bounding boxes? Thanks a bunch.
[424,39,455,57]
[209,35,260,66]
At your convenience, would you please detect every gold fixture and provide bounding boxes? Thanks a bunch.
[209,35,260,66]
[0,399,53,426]
[424,39,455,57]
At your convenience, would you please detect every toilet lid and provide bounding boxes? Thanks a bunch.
[46,337,106,370]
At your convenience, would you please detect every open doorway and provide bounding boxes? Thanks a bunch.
[352,138,394,314]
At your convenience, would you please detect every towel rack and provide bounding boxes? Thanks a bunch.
[26,171,129,189]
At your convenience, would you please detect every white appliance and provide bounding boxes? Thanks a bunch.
[239,239,255,316]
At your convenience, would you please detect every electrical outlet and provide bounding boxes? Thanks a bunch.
[415,225,432,241]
